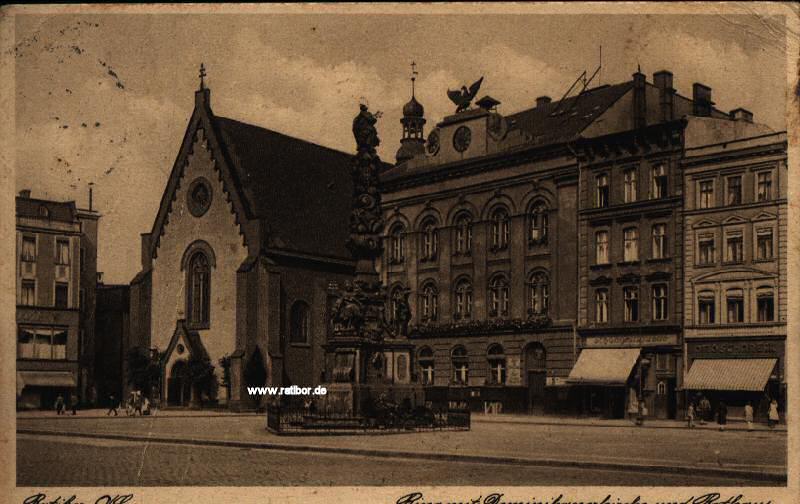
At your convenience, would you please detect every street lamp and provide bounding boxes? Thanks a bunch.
[636,357,651,426]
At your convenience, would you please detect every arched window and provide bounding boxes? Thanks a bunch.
[528,202,549,245]
[527,271,549,316]
[451,346,469,385]
[490,207,510,251]
[489,274,510,317]
[187,252,210,327]
[389,224,405,264]
[454,213,473,255]
[389,285,404,322]
[420,218,439,261]
[418,347,434,386]
[454,278,473,320]
[420,281,439,322]
[487,344,506,385]
[289,301,310,343]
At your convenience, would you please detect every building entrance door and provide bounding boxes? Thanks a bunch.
[525,343,547,415]
[167,360,191,407]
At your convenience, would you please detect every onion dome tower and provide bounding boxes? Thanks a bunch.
[396,62,426,164]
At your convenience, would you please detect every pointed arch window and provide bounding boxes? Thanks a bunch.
[490,207,510,251]
[290,301,311,344]
[188,252,210,327]
[454,213,473,255]
[528,202,549,245]
[489,275,510,318]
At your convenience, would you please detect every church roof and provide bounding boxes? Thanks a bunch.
[212,116,355,259]
[507,81,633,145]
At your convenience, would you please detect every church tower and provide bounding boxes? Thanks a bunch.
[395,62,426,164]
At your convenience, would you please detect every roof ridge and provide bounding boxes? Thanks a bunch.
[214,115,353,158]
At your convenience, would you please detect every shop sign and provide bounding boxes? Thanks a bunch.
[583,334,677,348]
[691,341,778,356]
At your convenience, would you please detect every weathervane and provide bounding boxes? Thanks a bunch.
[199,63,207,90]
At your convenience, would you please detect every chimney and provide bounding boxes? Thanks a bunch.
[692,83,713,117]
[730,108,753,123]
[18,189,31,199]
[632,68,647,129]
[536,96,551,107]
[653,70,675,122]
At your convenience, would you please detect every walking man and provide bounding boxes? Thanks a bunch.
[744,401,754,431]
[107,394,119,416]
[70,393,78,415]
[686,402,696,428]
[55,394,65,415]
[716,401,727,431]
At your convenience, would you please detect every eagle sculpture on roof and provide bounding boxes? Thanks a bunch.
[447,77,484,113]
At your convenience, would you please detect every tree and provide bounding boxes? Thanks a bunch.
[178,355,218,406]
[126,347,160,395]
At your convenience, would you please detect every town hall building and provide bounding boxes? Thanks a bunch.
[128,69,355,409]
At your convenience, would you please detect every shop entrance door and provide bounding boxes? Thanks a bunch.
[528,371,546,414]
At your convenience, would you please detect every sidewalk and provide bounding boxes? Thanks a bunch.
[472,412,788,431]
[17,408,260,419]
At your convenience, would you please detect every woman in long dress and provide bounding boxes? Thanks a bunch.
[768,399,779,428]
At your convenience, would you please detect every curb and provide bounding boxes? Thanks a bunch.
[472,417,789,432]
[17,428,786,483]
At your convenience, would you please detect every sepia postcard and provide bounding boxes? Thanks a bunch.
[1,3,798,504]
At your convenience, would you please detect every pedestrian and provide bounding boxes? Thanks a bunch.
[55,394,65,415]
[142,396,150,416]
[768,399,779,429]
[686,402,696,428]
[134,391,143,416]
[744,401,754,431]
[699,396,711,425]
[107,394,119,416]
[717,401,727,431]
[70,394,78,415]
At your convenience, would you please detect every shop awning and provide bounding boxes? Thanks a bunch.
[17,371,77,392]
[566,348,641,386]
[683,358,777,392]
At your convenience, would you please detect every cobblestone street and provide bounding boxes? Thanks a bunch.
[17,414,786,486]
[17,434,777,487]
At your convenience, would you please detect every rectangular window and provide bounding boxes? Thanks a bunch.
[757,228,774,260]
[21,236,36,262]
[56,239,70,265]
[624,286,639,322]
[421,364,434,386]
[21,280,35,306]
[757,295,774,322]
[725,232,743,263]
[596,174,609,208]
[55,282,69,309]
[652,285,668,321]
[652,164,668,199]
[727,293,744,323]
[757,172,772,201]
[656,353,672,372]
[17,326,67,360]
[595,230,609,264]
[623,228,639,262]
[651,224,667,259]
[727,176,742,206]
[698,295,715,324]
[595,289,609,323]
[624,168,638,203]
[698,236,715,265]
[699,180,714,209]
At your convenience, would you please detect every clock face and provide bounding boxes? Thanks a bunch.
[453,126,472,153]
[187,177,213,217]
[426,130,440,155]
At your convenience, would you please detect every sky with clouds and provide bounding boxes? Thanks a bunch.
[11,9,791,284]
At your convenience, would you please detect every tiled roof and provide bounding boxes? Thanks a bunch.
[507,82,633,145]
[16,197,77,223]
[213,117,356,259]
